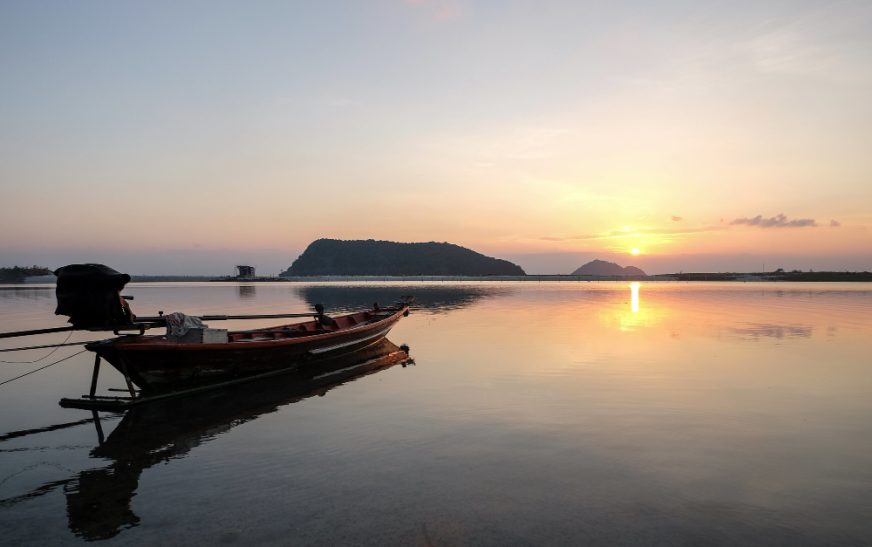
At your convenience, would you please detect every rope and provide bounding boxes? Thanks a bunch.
[0,331,74,364]
[0,349,86,388]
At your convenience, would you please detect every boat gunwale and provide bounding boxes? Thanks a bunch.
[91,306,408,352]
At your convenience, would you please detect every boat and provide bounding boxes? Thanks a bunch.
[0,263,413,409]
[84,302,410,394]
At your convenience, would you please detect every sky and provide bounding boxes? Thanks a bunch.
[1,0,871,275]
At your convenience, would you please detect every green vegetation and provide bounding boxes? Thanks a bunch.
[281,239,526,277]
[0,266,53,283]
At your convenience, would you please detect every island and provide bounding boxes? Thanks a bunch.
[281,239,526,277]
[571,259,646,277]
[0,266,52,283]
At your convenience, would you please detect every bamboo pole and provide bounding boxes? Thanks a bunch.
[0,325,76,340]
[0,304,409,340]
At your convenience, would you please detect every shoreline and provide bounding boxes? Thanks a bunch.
[5,271,872,286]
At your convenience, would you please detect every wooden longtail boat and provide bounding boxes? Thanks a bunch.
[0,264,414,409]
[83,303,410,395]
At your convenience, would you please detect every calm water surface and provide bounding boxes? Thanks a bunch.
[1,281,871,545]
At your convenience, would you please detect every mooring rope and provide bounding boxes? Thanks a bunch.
[0,331,75,364]
[0,349,86,388]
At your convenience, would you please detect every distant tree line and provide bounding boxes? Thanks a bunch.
[671,271,872,282]
[0,266,53,283]
[771,270,872,282]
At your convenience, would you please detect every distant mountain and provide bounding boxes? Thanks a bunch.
[571,259,646,277]
[281,239,526,276]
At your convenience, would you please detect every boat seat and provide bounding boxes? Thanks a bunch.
[317,315,337,328]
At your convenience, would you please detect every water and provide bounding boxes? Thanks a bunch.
[1,281,871,545]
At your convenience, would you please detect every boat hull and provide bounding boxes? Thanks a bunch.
[88,306,407,392]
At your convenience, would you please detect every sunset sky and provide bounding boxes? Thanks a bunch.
[2,1,871,274]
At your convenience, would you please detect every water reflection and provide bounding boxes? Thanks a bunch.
[296,285,511,314]
[0,287,54,300]
[3,283,872,545]
[237,285,256,299]
[729,323,813,339]
[630,282,640,313]
[3,340,411,541]
[596,282,667,332]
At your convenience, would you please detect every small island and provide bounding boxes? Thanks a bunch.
[281,239,525,277]
[571,259,646,277]
[0,266,52,283]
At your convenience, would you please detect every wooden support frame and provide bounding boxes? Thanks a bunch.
[89,355,101,398]
[59,347,412,411]
[120,360,136,398]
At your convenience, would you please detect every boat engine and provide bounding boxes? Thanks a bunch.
[54,264,134,329]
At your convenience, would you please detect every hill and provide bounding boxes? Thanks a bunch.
[281,239,525,276]
[571,259,646,277]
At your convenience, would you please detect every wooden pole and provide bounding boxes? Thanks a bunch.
[0,325,76,340]
[89,355,101,398]
[1,305,404,340]
[120,361,136,398]
[133,312,318,323]
[200,312,318,321]
[92,410,105,444]
[0,340,100,353]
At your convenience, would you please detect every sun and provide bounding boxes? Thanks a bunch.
[630,247,641,256]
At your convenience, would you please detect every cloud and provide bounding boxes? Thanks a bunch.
[730,214,817,228]
[543,213,835,244]
[540,225,725,242]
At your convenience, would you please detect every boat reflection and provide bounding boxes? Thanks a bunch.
[728,323,813,339]
[60,340,412,540]
[296,285,511,314]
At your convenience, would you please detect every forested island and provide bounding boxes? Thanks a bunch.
[571,259,646,277]
[281,239,525,277]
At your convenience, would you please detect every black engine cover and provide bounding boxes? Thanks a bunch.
[54,264,133,329]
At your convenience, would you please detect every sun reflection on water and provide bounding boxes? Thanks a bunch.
[596,281,667,332]
[630,282,640,313]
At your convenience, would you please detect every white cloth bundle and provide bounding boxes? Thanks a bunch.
[164,312,207,338]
